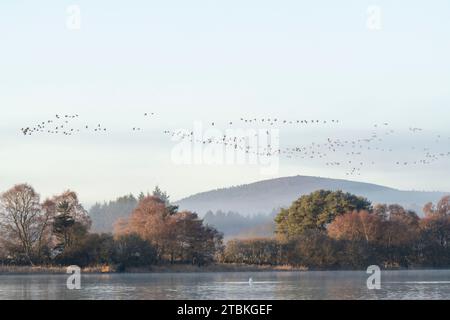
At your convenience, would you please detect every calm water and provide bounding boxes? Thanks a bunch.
[0,270,450,300]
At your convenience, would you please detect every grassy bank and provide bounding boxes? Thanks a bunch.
[143,263,307,273]
[0,263,307,274]
[0,265,111,275]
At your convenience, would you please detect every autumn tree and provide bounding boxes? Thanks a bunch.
[275,190,372,239]
[328,205,421,267]
[423,196,450,217]
[115,196,222,265]
[375,204,419,247]
[0,184,53,264]
[417,196,450,267]
[328,210,383,243]
[115,196,169,260]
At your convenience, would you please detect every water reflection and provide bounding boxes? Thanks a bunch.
[0,270,449,300]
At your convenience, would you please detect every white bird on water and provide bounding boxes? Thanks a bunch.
[248,277,253,285]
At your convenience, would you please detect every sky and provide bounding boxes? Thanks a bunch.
[1,0,450,206]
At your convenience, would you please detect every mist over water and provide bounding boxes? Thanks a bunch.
[1,270,450,300]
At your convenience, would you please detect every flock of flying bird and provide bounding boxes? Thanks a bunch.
[20,112,450,176]
[20,113,155,136]
[209,118,340,127]
[21,114,107,136]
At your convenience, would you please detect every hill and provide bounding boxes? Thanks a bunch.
[175,175,448,216]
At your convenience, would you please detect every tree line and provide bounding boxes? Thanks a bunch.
[0,184,222,269]
[1,184,449,270]
[223,190,450,269]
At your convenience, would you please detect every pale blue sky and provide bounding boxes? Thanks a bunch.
[1,1,449,205]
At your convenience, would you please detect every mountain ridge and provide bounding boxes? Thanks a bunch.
[175,175,448,216]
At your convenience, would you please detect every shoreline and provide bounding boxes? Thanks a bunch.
[1,264,445,275]
[0,264,306,275]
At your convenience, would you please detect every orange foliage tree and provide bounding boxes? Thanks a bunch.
[115,196,223,265]
[328,210,383,243]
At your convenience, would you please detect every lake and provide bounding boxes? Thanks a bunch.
[1,270,450,300]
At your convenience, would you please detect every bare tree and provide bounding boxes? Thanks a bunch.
[0,184,52,264]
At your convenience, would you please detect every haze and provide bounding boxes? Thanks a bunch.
[1,0,449,205]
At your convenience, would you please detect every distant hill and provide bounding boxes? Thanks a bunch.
[175,175,448,216]
[203,210,277,240]
[89,175,448,236]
